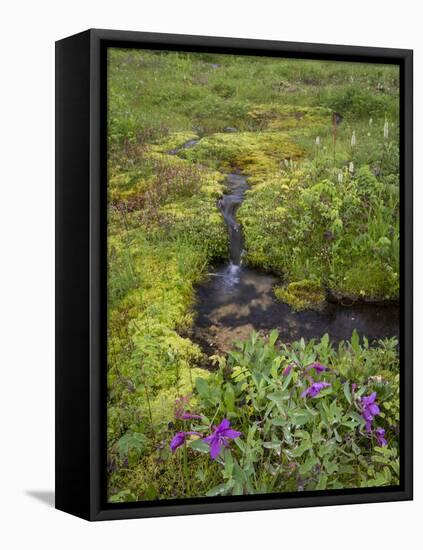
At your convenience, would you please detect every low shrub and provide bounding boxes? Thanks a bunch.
[163,331,399,497]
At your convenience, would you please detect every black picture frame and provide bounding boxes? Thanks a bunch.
[55,28,413,521]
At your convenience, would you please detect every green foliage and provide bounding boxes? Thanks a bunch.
[239,151,399,300]
[186,332,400,495]
[106,48,400,502]
[110,332,399,500]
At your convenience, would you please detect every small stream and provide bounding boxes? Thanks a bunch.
[170,140,400,354]
[194,172,399,353]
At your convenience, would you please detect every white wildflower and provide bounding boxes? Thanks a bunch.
[315,136,320,146]
[384,119,389,139]
[348,161,354,174]
[351,131,356,147]
[369,118,373,126]
[338,171,343,184]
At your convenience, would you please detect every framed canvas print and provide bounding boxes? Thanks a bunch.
[55,29,413,521]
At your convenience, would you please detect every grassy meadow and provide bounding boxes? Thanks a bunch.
[107,48,400,502]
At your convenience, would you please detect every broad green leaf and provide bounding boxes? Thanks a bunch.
[290,440,312,457]
[295,430,310,440]
[267,391,290,409]
[299,456,318,475]
[343,382,352,404]
[188,439,210,454]
[206,483,230,497]
[224,383,236,412]
[271,418,286,427]
[195,377,209,398]
[263,441,281,450]
[281,368,294,391]
[290,410,314,426]
[268,329,279,347]
[316,475,328,490]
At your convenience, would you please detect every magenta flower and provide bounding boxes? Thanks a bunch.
[306,362,327,374]
[174,394,191,419]
[360,392,381,432]
[282,364,293,377]
[375,427,387,447]
[169,431,200,452]
[170,432,186,452]
[203,419,241,460]
[301,381,331,398]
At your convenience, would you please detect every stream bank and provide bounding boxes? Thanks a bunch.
[193,169,399,354]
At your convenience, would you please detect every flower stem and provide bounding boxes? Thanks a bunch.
[183,440,189,495]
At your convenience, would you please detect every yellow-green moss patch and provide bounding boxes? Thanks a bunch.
[151,131,199,153]
[274,280,326,311]
[181,131,304,181]
[247,104,332,132]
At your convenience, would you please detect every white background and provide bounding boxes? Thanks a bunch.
[0,1,420,548]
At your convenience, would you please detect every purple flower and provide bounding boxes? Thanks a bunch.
[180,412,202,420]
[174,394,191,419]
[306,362,327,374]
[301,381,331,398]
[282,364,293,377]
[169,431,200,452]
[360,392,381,432]
[170,432,186,452]
[351,383,357,392]
[203,419,241,460]
[375,427,387,447]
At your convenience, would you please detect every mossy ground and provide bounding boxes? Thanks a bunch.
[107,48,400,501]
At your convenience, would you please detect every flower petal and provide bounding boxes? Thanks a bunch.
[221,429,241,439]
[217,419,230,432]
[210,438,222,460]
[368,404,380,416]
[170,432,185,452]
[368,392,377,403]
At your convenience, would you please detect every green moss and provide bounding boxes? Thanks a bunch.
[337,260,399,301]
[274,280,326,311]
[106,49,400,502]
[181,131,304,181]
[247,104,332,131]
[151,131,199,153]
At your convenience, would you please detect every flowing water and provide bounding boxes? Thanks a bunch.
[193,171,399,354]
[217,173,248,266]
